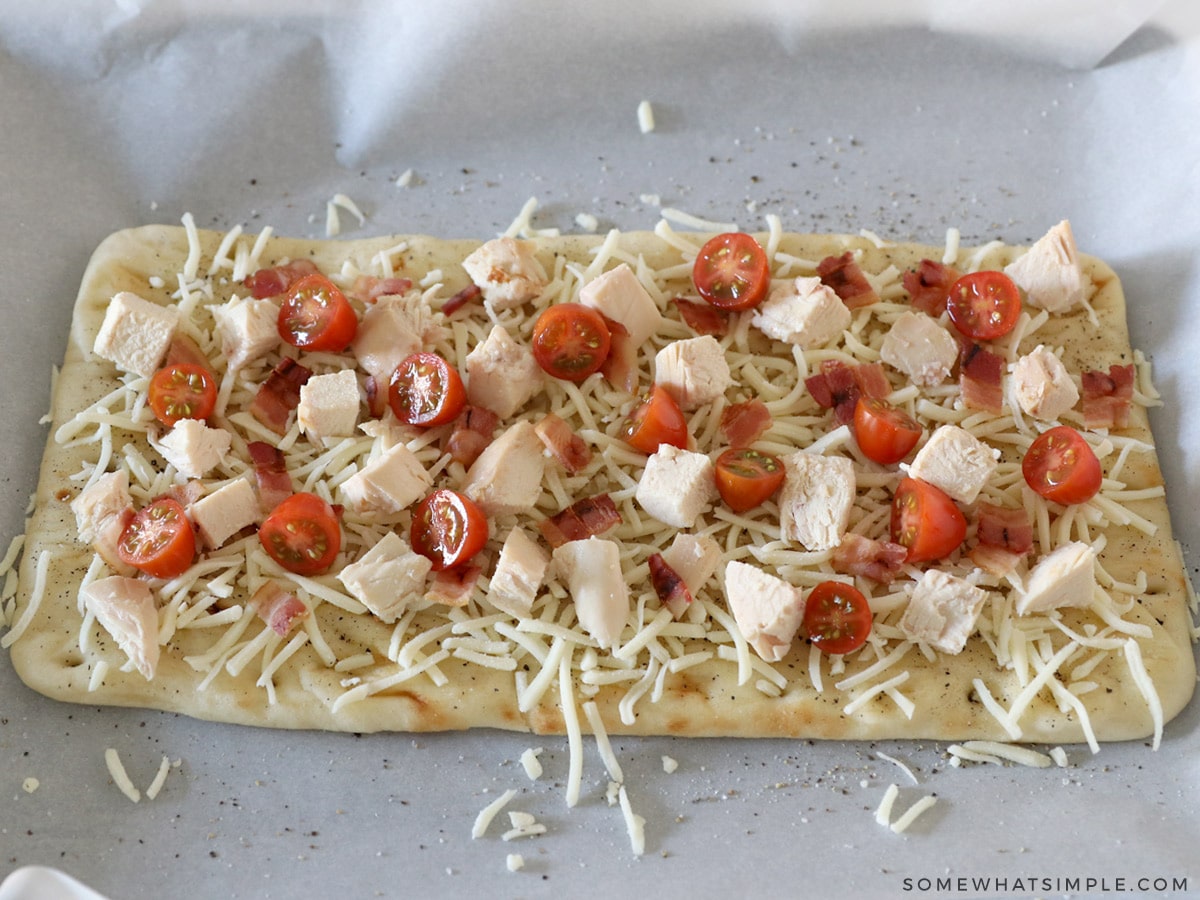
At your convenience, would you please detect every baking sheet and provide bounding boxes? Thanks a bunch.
[2,2,1198,898]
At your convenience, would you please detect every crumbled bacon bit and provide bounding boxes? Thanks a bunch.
[427,562,485,607]
[445,406,500,468]
[959,343,1005,414]
[537,494,621,548]
[534,413,592,474]
[351,275,413,304]
[250,582,309,636]
[647,553,693,619]
[243,259,319,299]
[831,533,907,584]
[719,399,772,449]
[817,252,879,309]
[249,358,312,435]
[1081,363,1135,429]
[806,360,891,425]
[599,315,639,393]
[974,502,1033,554]
[442,283,482,316]
[902,260,959,316]
[247,441,293,512]
[672,297,729,336]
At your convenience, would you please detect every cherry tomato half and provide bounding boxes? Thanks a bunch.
[1022,425,1102,505]
[890,477,967,563]
[693,232,771,312]
[853,398,922,465]
[803,580,873,655]
[531,303,612,382]
[117,497,196,579]
[278,273,358,351]
[714,447,785,513]
[945,270,1022,341]
[620,385,688,454]
[411,489,489,571]
[258,491,342,576]
[148,362,218,427]
[389,352,467,427]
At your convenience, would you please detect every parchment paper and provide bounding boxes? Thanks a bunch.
[1,2,1197,898]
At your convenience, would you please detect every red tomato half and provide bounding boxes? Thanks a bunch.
[620,385,688,453]
[389,352,467,427]
[693,232,771,311]
[890,477,967,563]
[258,492,342,575]
[946,271,1022,341]
[853,398,922,465]
[148,362,218,427]
[411,489,489,571]
[714,448,785,513]
[531,303,612,382]
[117,498,196,579]
[1022,425,1102,505]
[278,273,358,351]
[803,580,873,655]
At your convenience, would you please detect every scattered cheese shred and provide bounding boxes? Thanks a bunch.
[519,747,544,780]
[583,700,623,784]
[874,783,899,826]
[472,788,517,839]
[948,741,1052,768]
[104,748,141,803]
[618,785,646,856]
[890,794,937,834]
[144,755,172,800]
[636,99,655,133]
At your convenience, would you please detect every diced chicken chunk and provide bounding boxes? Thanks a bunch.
[462,421,546,516]
[654,335,732,411]
[461,237,548,310]
[340,441,432,516]
[212,295,279,370]
[553,536,629,649]
[779,453,856,551]
[1011,345,1079,421]
[71,471,135,575]
[81,576,160,679]
[92,291,178,378]
[488,527,549,619]
[659,532,722,596]
[879,311,958,387]
[898,569,989,655]
[1015,541,1096,615]
[154,420,232,479]
[904,425,999,505]
[337,531,432,623]
[723,560,806,663]
[351,292,424,384]
[298,370,360,445]
[189,478,260,549]
[579,263,664,347]
[635,445,717,528]
[465,324,543,419]
[751,276,851,349]
[1004,220,1086,313]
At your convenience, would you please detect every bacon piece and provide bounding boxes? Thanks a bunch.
[250,582,309,636]
[537,494,621,549]
[817,252,879,309]
[443,405,499,469]
[719,399,772,449]
[246,440,293,512]
[975,502,1033,554]
[351,275,413,304]
[534,413,592,474]
[249,358,312,435]
[647,552,694,619]
[959,342,1005,414]
[427,563,484,607]
[164,333,215,377]
[903,259,960,316]
[672,297,729,336]
[442,283,482,316]
[599,315,639,394]
[244,259,319,299]
[831,533,907,584]
[363,375,388,419]
[1081,363,1135,429]
[967,544,1026,577]
[805,360,891,425]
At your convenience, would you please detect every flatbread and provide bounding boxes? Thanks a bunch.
[5,221,1195,744]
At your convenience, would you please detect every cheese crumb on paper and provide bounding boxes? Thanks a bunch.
[637,99,655,133]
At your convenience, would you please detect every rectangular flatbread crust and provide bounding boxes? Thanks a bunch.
[5,222,1195,744]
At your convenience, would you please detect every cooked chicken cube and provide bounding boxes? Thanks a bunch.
[659,532,722,596]
[462,421,547,516]
[898,569,989,655]
[751,276,850,349]
[779,453,856,551]
[188,478,260,549]
[635,445,717,528]
[553,536,629,649]
[351,292,424,384]
[461,237,548,309]
[154,419,232,479]
[212,295,279,370]
[465,324,543,419]
[337,531,432,623]
[1011,345,1079,421]
[71,470,135,575]
[297,370,360,445]
[1004,219,1086,313]
[92,291,178,378]
[81,576,160,680]
[340,442,432,516]
[654,335,732,411]
[579,263,664,347]
[1016,541,1096,615]
[723,560,806,663]
[879,311,958,387]
[904,425,999,505]
[488,527,549,619]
